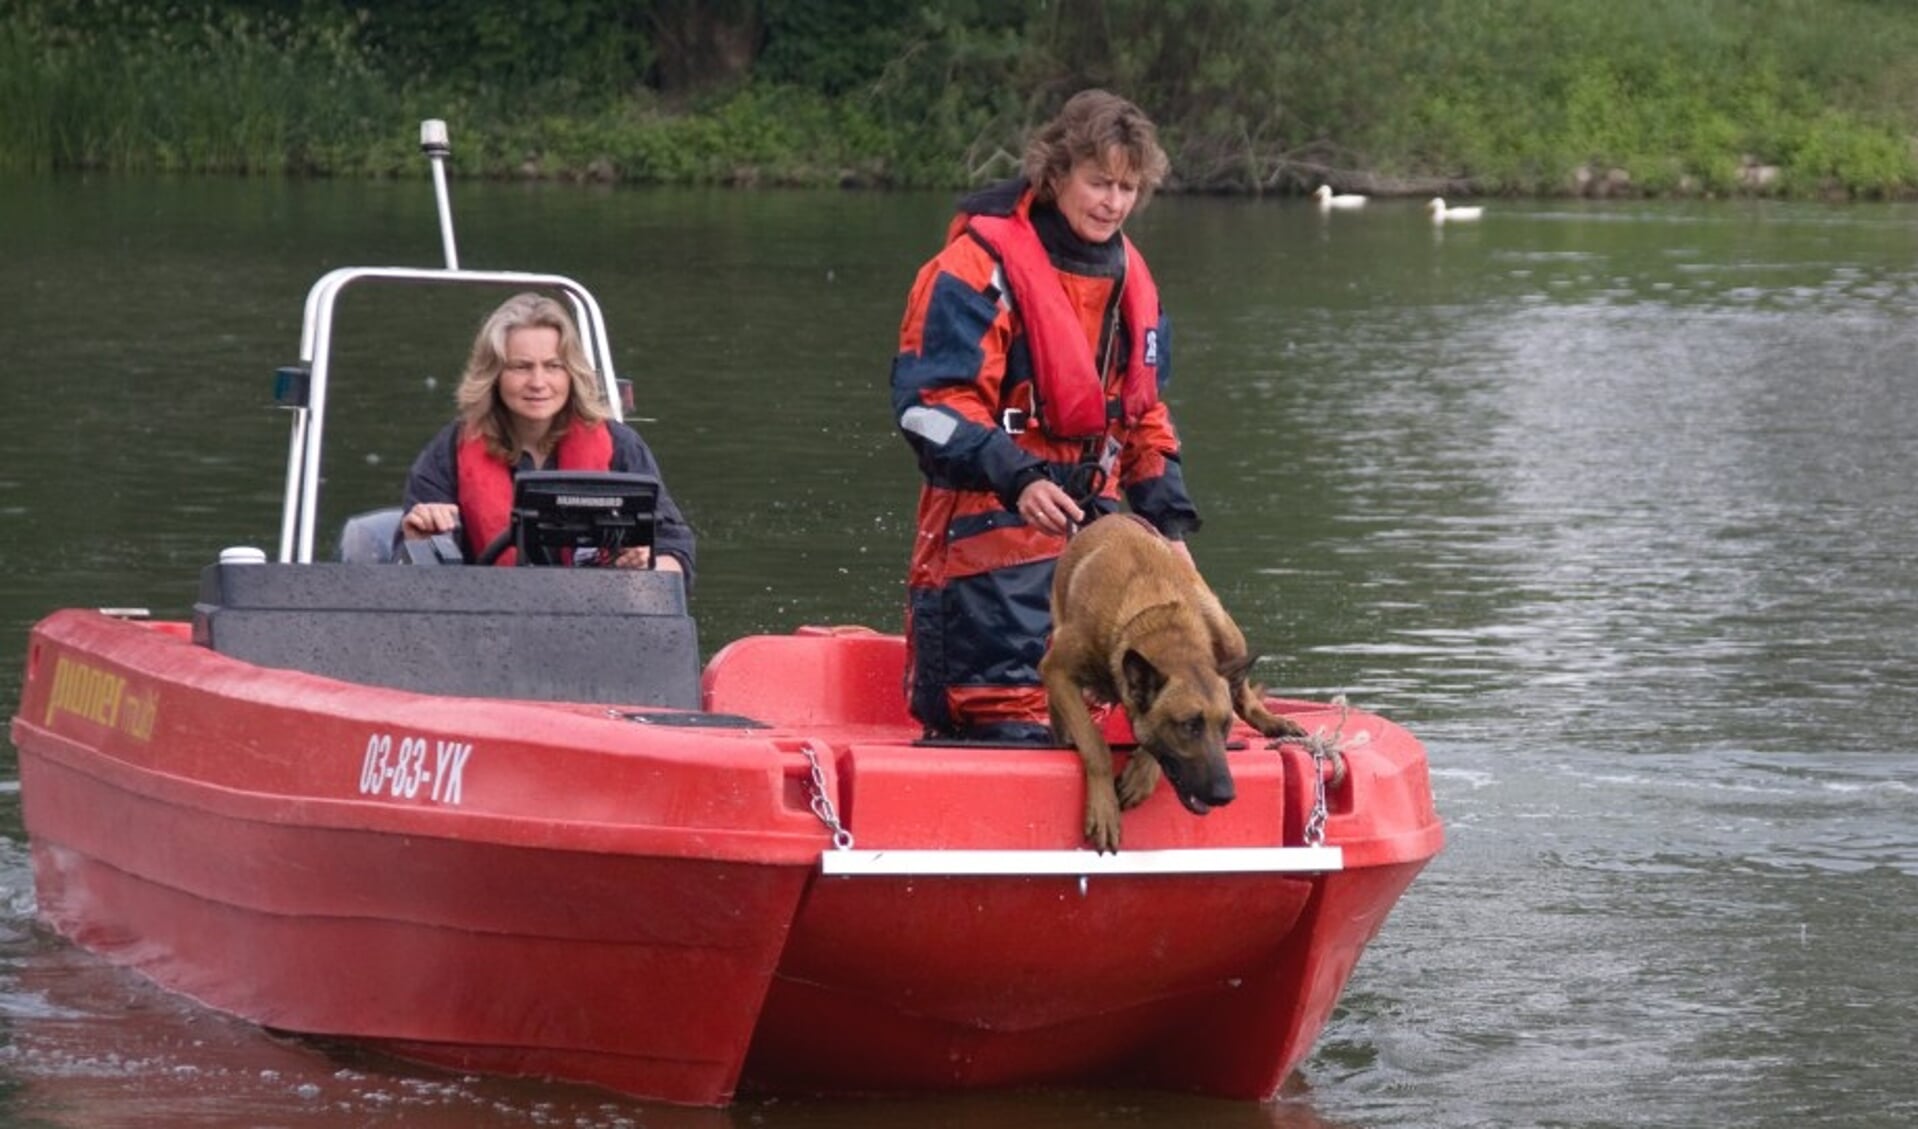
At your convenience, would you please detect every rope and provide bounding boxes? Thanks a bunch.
[1268,693,1367,847]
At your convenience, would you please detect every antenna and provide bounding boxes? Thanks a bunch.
[420,119,459,270]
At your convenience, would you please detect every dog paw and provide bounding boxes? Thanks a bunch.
[1116,755,1161,810]
[1085,795,1124,853]
[1254,713,1309,740]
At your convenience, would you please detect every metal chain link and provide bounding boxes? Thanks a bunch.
[1302,737,1332,847]
[799,742,855,851]
[1297,695,1360,848]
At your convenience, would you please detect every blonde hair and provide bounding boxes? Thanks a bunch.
[455,292,610,458]
[1023,89,1170,208]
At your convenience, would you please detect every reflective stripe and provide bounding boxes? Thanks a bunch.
[900,405,959,446]
[820,846,1345,877]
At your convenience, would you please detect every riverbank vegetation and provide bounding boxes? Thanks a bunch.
[6,0,1918,198]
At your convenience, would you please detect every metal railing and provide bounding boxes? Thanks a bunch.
[276,121,624,563]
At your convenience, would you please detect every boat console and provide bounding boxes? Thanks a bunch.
[193,559,701,707]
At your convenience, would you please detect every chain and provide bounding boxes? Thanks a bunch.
[799,742,855,851]
[1302,738,1331,848]
[1295,694,1362,848]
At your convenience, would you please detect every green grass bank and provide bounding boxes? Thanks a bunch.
[5,0,1918,198]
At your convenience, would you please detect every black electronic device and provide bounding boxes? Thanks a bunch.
[475,470,660,567]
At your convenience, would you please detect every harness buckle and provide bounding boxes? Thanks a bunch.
[1000,408,1029,435]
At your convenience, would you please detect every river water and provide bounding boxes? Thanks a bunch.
[1,175,1914,1128]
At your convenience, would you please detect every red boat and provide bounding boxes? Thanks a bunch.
[8,122,1441,1108]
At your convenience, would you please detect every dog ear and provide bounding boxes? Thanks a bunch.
[1219,651,1260,686]
[1122,649,1166,711]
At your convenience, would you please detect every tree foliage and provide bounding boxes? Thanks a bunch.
[5,0,1918,197]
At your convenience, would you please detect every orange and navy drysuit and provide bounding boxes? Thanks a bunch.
[890,179,1199,739]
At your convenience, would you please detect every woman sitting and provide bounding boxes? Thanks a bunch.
[399,292,695,580]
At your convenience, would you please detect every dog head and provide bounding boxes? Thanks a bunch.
[1120,648,1238,814]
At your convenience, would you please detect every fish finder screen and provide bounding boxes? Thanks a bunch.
[507,470,659,566]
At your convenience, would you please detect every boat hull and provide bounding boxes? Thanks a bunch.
[12,611,1443,1105]
[746,860,1424,1097]
[15,609,824,1104]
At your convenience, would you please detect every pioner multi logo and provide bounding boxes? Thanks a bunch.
[42,654,158,741]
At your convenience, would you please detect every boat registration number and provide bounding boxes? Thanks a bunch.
[358,732,473,804]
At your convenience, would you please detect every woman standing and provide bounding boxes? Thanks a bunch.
[889,90,1199,743]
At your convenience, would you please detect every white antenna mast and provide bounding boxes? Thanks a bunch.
[420,119,459,269]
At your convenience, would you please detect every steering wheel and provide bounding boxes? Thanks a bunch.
[398,529,466,566]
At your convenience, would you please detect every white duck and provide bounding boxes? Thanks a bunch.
[1426,196,1484,222]
[1313,184,1368,209]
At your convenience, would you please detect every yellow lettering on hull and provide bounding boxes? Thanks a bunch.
[42,655,157,741]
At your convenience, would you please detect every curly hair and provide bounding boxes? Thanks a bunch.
[1022,89,1170,208]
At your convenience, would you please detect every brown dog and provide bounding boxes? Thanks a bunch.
[1040,515,1306,852]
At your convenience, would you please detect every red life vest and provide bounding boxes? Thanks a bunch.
[456,422,613,566]
[964,192,1161,439]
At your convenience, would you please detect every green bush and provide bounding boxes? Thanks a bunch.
[4,0,1918,196]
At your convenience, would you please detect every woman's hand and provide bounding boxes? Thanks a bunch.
[401,503,459,540]
[611,546,684,572]
[1017,477,1084,537]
